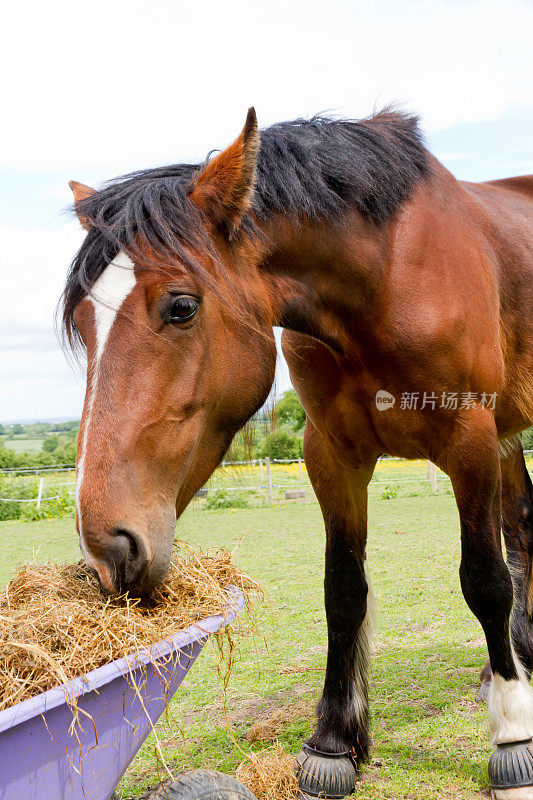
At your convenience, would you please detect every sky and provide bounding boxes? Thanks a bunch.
[1,0,532,422]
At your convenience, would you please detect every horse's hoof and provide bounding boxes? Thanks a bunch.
[489,739,533,799]
[477,678,492,704]
[295,743,358,799]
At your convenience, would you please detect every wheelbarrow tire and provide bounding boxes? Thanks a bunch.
[139,769,257,800]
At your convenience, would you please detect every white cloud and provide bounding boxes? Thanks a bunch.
[1,0,531,174]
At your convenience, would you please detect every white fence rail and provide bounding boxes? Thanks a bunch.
[1,452,531,505]
[0,464,76,475]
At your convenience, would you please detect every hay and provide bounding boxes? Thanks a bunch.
[237,745,298,800]
[0,543,262,712]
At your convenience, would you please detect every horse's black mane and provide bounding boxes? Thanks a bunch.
[62,109,428,343]
[255,110,428,224]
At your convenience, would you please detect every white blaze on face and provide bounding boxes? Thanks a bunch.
[76,252,137,562]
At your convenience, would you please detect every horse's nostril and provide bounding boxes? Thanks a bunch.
[116,528,138,562]
[110,528,148,594]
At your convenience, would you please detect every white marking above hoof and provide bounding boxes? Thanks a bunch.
[489,675,533,745]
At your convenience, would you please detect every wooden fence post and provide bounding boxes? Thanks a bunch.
[298,457,303,483]
[36,478,44,509]
[426,461,431,486]
[265,457,273,504]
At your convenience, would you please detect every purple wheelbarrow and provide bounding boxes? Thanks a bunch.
[0,588,244,800]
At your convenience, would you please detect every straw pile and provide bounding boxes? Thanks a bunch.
[237,745,299,800]
[0,544,262,712]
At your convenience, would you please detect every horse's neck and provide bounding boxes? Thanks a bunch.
[255,211,391,352]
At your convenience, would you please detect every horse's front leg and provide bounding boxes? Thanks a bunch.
[296,420,377,798]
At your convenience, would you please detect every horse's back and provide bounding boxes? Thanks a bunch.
[460,174,533,226]
[459,174,533,282]
[460,175,533,253]
[483,174,533,200]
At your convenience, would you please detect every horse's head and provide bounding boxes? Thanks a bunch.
[64,109,277,596]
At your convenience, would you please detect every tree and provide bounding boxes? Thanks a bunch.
[275,389,306,431]
[12,424,24,435]
[54,440,77,463]
[42,436,60,453]
[0,442,21,469]
[30,423,51,436]
[259,426,303,460]
[523,427,533,451]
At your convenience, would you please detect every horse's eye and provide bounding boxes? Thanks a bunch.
[168,295,199,323]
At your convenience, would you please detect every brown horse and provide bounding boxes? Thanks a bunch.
[64,109,533,798]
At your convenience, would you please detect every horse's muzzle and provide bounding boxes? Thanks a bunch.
[82,526,169,598]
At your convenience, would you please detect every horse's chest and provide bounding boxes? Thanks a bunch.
[307,367,445,462]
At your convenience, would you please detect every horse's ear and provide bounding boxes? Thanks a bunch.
[69,180,96,230]
[189,107,259,233]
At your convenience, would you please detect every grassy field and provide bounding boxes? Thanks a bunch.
[0,478,495,799]
[0,435,45,453]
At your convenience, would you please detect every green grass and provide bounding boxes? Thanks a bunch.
[0,435,45,453]
[0,485,493,799]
